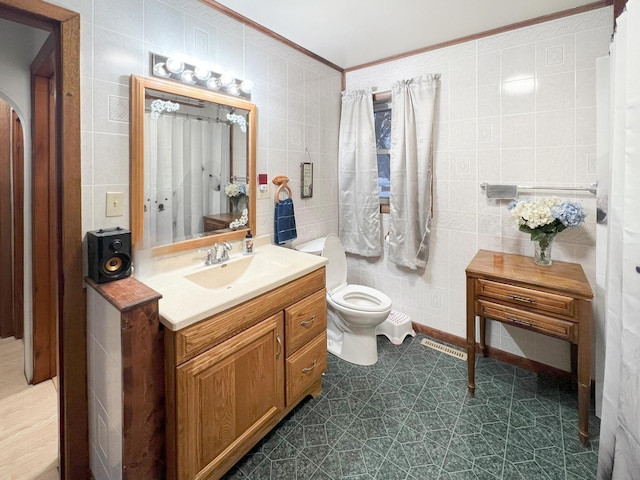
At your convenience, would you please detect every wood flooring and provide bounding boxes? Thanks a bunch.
[0,336,58,479]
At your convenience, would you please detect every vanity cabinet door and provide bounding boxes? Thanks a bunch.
[176,313,285,480]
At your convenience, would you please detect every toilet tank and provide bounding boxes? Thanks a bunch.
[294,237,326,256]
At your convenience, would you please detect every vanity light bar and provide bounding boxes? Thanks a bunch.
[151,53,252,99]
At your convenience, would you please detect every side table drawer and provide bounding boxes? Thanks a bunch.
[478,299,575,341]
[477,279,575,317]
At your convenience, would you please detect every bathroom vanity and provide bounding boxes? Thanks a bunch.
[141,240,328,480]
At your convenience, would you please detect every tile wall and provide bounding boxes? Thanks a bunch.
[344,7,612,371]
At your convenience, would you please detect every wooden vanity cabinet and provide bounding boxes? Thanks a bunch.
[164,268,327,480]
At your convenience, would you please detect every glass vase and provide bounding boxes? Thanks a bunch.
[533,234,556,266]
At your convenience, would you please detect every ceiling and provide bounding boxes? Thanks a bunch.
[215,0,600,70]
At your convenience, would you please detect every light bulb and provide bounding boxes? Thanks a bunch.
[219,73,234,87]
[194,66,211,81]
[228,84,240,96]
[153,62,171,78]
[165,57,185,74]
[206,78,221,90]
[180,70,196,84]
[239,79,253,93]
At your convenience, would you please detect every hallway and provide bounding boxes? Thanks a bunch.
[0,336,58,479]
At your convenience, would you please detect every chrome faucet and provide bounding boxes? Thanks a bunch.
[200,248,215,265]
[214,242,232,263]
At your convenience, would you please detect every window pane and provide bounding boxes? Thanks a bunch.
[374,109,391,150]
[377,154,390,198]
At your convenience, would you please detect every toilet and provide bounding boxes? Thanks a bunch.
[296,234,392,366]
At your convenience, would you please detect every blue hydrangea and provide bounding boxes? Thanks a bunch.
[552,201,586,227]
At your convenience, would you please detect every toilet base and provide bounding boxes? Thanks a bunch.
[326,327,379,366]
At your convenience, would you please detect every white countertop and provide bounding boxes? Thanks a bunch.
[138,238,327,331]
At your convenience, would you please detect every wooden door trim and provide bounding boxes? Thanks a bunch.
[0,2,87,478]
[12,110,24,339]
[0,100,12,338]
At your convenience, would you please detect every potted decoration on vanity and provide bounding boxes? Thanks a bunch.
[508,197,587,266]
[225,181,248,215]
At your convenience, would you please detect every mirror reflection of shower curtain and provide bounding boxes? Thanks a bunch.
[144,113,230,247]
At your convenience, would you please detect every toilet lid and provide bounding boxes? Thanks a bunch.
[329,285,392,313]
[321,234,348,291]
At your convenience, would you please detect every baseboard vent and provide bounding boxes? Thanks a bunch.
[421,338,467,361]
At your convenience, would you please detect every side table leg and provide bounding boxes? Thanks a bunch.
[466,277,476,397]
[577,301,592,446]
[479,317,487,357]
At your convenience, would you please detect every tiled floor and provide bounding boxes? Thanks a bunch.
[224,334,599,480]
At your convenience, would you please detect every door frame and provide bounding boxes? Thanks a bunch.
[0,1,87,478]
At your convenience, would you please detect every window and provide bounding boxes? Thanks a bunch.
[374,101,391,207]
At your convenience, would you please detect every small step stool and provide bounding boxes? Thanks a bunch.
[376,310,415,346]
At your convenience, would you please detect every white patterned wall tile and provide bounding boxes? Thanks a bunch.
[536,71,575,112]
[183,16,218,60]
[576,26,613,70]
[449,119,477,150]
[160,0,243,37]
[478,117,500,150]
[422,257,451,290]
[435,88,450,123]
[478,150,501,183]
[304,125,321,153]
[576,107,596,146]
[535,34,576,76]
[535,146,576,184]
[94,28,144,85]
[534,335,571,371]
[450,87,477,121]
[433,181,450,213]
[81,76,94,132]
[500,148,535,182]
[501,78,535,115]
[449,181,477,213]
[449,231,479,265]
[217,30,244,77]
[427,228,450,260]
[501,43,535,82]
[82,186,95,238]
[450,150,477,182]
[81,22,94,78]
[501,113,535,148]
[478,214,502,236]
[82,132,94,186]
[576,68,596,108]
[450,56,477,90]
[93,134,130,185]
[245,42,268,81]
[449,261,468,294]
[478,7,611,54]
[431,211,477,232]
[433,150,450,181]
[95,0,143,39]
[478,84,500,117]
[478,51,500,86]
[536,109,575,147]
[144,0,184,51]
[575,145,598,184]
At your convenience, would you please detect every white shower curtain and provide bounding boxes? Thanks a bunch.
[597,2,640,478]
[388,75,438,269]
[338,88,381,257]
[144,113,230,247]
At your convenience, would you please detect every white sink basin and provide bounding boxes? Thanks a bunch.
[140,240,328,331]
[184,255,282,290]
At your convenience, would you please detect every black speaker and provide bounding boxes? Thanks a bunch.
[87,227,132,283]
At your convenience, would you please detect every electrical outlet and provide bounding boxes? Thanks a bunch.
[257,184,270,200]
[106,192,124,217]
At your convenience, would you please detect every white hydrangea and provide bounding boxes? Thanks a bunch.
[509,197,562,229]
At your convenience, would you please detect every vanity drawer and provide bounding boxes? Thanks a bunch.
[285,289,327,355]
[478,299,575,341]
[286,331,327,405]
[477,279,575,317]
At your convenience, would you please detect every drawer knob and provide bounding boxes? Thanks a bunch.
[302,359,318,373]
[511,295,536,304]
[300,315,317,327]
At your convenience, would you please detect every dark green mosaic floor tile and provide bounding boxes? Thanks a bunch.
[473,454,504,478]
[408,464,441,479]
[361,445,386,475]
[441,451,475,474]
[534,446,566,467]
[338,449,368,477]
[512,460,554,479]
[374,458,409,480]
[300,443,331,467]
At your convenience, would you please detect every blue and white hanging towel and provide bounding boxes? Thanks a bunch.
[274,198,297,244]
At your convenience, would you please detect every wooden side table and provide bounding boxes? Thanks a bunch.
[465,250,594,445]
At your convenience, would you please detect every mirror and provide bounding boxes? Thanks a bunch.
[130,75,256,256]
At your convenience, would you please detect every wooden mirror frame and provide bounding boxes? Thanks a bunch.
[130,75,256,256]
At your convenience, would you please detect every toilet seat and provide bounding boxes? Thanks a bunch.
[328,285,392,313]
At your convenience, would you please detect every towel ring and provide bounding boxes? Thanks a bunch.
[272,175,293,204]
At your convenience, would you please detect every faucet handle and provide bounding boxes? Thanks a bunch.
[198,248,214,265]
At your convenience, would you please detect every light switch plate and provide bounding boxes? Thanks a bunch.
[257,184,270,200]
[106,192,124,217]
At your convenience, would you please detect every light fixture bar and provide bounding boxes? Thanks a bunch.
[150,53,252,99]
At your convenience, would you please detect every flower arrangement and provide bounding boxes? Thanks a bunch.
[508,197,586,265]
[224,182,248,214]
